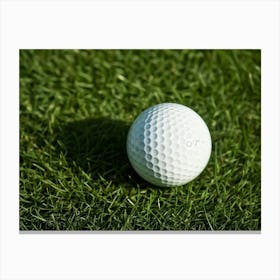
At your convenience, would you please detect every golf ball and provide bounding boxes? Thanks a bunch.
[126,103,211,187]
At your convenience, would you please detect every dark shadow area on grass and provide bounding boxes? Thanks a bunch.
[57,118,150,187]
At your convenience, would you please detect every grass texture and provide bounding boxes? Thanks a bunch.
[20,50,261,231]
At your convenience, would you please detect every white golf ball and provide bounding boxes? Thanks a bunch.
[126,103,211,187]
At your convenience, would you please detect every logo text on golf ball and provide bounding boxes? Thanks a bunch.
[185,139,200,148]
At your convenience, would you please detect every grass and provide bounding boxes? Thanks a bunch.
[20,50,261,230]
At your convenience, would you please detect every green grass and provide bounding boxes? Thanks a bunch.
[20,50,261,231]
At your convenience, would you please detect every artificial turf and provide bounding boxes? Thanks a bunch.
[20,50,261,231]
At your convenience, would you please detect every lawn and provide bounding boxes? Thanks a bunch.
[20,49,261,230]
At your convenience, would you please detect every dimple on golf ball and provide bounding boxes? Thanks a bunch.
[126,103,211,187]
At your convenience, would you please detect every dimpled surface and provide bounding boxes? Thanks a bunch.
[127,103,212,187]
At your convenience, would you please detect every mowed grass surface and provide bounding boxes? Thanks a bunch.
[20,50,261,230]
